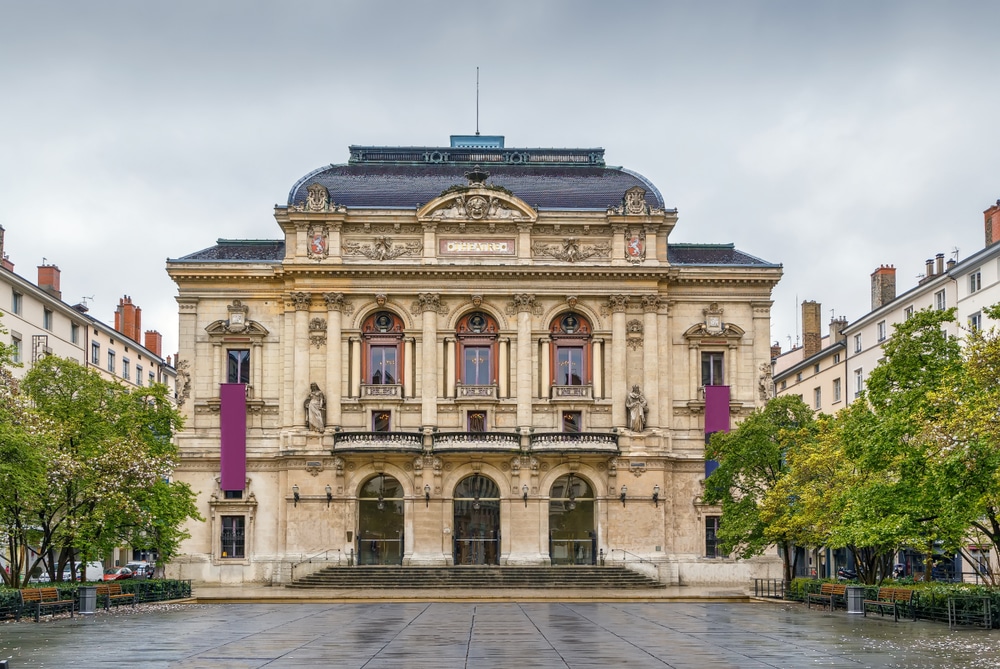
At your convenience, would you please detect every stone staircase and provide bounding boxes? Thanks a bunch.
[288,565,666,589]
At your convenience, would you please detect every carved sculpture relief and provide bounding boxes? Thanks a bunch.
[605,294,630,313]
[323,292,354,314]
[607,186,665,216]
[627,319,644,350]
[343,236,422,260]
[625,228,646,263]
[532,237,611,263]
[289,292,311,311]
[175,359,191,407]
[307,225,329,260]
[225,300,250,333]
[290,183,346,213]
[413,293,447,315]
[309,317,327,348]
[304,383,326,433]
[758,362,774,401]
[626,385,648,432]
[506,293,541,316]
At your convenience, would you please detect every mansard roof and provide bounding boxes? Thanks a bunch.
[668,244,779,267]
[286,145,667,211]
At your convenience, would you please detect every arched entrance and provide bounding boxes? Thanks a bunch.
[549,473,596,565]
[357,474,404,565]
[453,475,500,565]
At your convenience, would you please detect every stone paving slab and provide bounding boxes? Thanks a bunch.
[3,601,1000,668]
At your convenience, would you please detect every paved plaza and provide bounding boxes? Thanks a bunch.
[3,601,1000,668]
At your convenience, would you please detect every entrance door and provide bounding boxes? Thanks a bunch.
[357,474,404,565]
[453,475,500,565]
[549,474,596,565]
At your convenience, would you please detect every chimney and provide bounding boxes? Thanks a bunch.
[802,300,822,358]
[115,296,142,343]
[947,258,956,271]
[830,316,848,345]
[770,342,782,359]
[986,199,1000,247]
[871,265,896,309]
[935,253,944,275]
[0,226,10,272]
[37,264,61,299]
[144,330,162,358]
[924,258,934,279]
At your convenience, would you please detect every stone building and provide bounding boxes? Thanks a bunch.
[166,136,782,585]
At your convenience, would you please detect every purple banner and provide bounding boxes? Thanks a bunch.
[219,383,246,491]
[704,385,731,436]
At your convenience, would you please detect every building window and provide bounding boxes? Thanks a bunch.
[227,349,250,384]
[705,516,725,558]
[813,387,821,410]
[362,311,404,385]
[550,313,592,386]
[779,380,786,391]
[833,353,840,364]
[372,411,391,432]
[877,320,886,342]
[107,350,115,374]
[969,312,982,331]
[122,358,130,380]
[970,270,982,293]
[853,334,862,353]
[562,411,582,433]
[220,516,245,559]
[904,306,914,320]
[935,290,946,310]
[43,309,53,331]
[11,290,21,315]
[11,335,21,364]
[701,352,724,386]
[468,411,487,432]
[136,365,143,386]
[854,368,864,398]
[149,371,155,386]
[71,323,79,344]
[795,372,802,382]
[832,377,842,403]
[91,342,100,364]
[456,311,498,386]
[223,490,243,500]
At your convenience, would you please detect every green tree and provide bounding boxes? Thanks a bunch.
[704,394,817,582]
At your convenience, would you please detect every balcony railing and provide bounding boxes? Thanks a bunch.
[529,432,618,453]
[360,384,403,399]
[432,431,520,452]
[550,384,593,401]
[332,431,424,452]
[455,384,498,400]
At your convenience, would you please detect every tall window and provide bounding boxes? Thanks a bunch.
[43,309,53,331]
[91,342,100,364]
[701,352,724,386]
[373,411,391,432]
[970,312,982,331]
[970,270,982,293]
[11,290,21,315]
[468,411,487,432]
[107,350,115,374]
[456,311,498,386]
[832,377,842,403]
[550,313,592,386]
[363,311,404,385]
[227,349,250,384]
[220,516,245,559]
[562,411,582,433]
[854,368,864,398]
[71,323,79,344]
[123,358,130,380]
[877,320,886,342]
[853,333,862,353]
[813,387,821,410]
[935,290,946,310]
[136,365,143,386]
[11,336,21,364]
[904,306,914,320]
[705,517,725,558]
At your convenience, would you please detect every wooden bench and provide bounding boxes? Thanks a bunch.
[807,582,847,610]
[18,587,75,622]
[864,587,915,622]
[96,582,136,610]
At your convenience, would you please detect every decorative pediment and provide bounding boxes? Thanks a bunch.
[417,188,537,223]
[206,301,269,338]
[682,321,745,340]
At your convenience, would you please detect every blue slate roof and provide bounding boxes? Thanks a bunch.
[668,244,779,267]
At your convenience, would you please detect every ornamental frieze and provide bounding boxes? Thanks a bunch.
[343,236,422,261]
[531,237,611,263]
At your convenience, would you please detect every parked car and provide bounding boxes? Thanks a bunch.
[102,567,133,581]
[836,567,858,580]
[125,562,153,579]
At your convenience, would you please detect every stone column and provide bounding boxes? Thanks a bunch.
[642,296,660,427]
[417,293,440,427]
[350,339,362,398]
[404,338,415,398]
[512,294,536,426]
[658,304,672,429]
[445,339,456,398]
[539,337,551,400]
[498,338,509,398]
[324,293,352,427]
[608,295,629,428]
[291,292,311,430]
[592,339,603,400]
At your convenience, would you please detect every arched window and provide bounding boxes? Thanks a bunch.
[550,312,592,386]
[456,311,499,387]
[362,311,404,386]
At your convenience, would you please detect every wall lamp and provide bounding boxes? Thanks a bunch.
[326,484,333,508]
[424,484,431,507]
[522,484,529,507]
[293,484,300,507]
[620,485,628,507]
[652,484,660,508]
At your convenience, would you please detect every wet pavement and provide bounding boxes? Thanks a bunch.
[3,600,1000,668]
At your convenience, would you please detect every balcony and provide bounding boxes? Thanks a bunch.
[529,432,619,453]
[332,431,424,453]
[550,384,593,401]
[455,384,498,401]
[432,431,521,452]
[360,384,403,399]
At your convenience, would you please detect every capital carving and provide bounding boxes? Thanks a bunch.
[323,292,354,314]
[290,292,312,311]
[607,295,629,313]
[507,293,539,315]
[641,295,661,312]
[415,293,441,312]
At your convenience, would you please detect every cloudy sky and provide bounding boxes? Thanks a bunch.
[2,1,999,357]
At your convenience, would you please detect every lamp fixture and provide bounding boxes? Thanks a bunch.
[424,484,431,507]
[652,484,660,508]
[522,484,529,507]
[620,485,627,507]
[326,484,333,508]
[293,484,300,507]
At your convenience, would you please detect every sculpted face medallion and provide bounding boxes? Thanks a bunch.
[466,195,488,219]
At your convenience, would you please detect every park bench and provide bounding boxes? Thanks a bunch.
[806,582,847,610]
[17,587,75,622]
[96,582,136,610]
[864,587,915,622]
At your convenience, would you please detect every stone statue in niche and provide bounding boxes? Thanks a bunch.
[304,382,326,433]
[625,384,648,432]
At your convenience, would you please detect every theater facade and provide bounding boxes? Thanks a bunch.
[166,136,782,585]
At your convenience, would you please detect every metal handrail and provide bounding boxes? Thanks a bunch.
[607,548,653,565]
[290,548,343,581]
